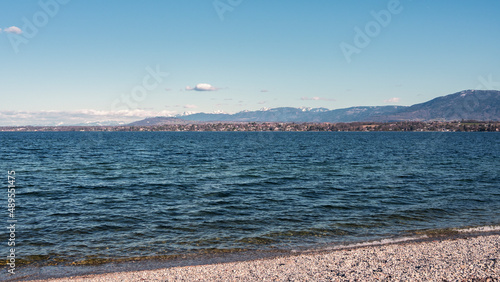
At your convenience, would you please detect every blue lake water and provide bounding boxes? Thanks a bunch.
[0,132,499,265]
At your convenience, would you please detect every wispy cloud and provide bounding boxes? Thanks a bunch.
[183,104,198,109]
[384,97,401,104]
[0,109,177,126]
[185,83,218,91]
[2,26,22,34]
[301,97,336,101]
[261,89,269,92]
[257,101,267,104]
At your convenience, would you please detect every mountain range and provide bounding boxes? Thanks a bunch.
[129,90,500,126]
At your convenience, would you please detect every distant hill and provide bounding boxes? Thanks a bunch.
[372,90,500,121]
[315,106,406,123]
[128,90,500,125]
[173,106,406,123]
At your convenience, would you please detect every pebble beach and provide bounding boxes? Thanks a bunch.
[25,234,499,282]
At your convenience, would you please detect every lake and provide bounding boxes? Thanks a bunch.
[1,131,499,265]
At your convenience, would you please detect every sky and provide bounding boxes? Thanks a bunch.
[1,0,500,125]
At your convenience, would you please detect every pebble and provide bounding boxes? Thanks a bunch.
[30,235,500,281]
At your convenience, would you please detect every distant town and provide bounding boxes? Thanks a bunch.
[1,121,499,132]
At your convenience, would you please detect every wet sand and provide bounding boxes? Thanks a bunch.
[20,233,499,281]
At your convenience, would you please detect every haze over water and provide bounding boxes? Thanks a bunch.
[1,131,499,265]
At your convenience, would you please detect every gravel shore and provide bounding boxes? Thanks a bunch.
[26,234,500,281]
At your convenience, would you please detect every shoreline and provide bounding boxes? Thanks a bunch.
[8,230,500,281]
[1,121,500,132]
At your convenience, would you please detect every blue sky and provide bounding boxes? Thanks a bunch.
[1,0,499,125]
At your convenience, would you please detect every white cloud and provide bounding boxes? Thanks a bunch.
[301,96,336,101]
[3,26,22,34]
[384,97,401,104]
[0,109,178,126]
[212,110,226,114]
[185,83,218,91]
[183,104,198,109]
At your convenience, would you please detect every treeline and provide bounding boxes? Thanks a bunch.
[2,121,500,132]
[151,121,500,132]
